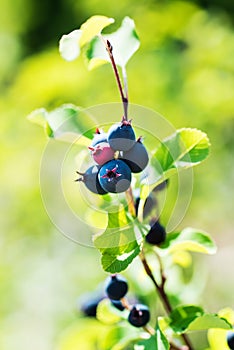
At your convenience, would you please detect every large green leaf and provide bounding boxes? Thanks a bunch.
[168,305,231,334]
[140,128,210,203]
[59,16,114,61]
[160,227,217,255]
[27,104,96,144]
[86,16,140,69]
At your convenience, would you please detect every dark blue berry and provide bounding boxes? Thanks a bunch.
[105,274,128,300]
[135,195,157,219]
[111,299,125,311]
[75,165,107,195]
[120,137,149,173]
[128,304,150,327]
[145,221,166,245]
[227,331,234,349]
[98,159,132,193]
[79,294,104,317]
[107,119,136,151]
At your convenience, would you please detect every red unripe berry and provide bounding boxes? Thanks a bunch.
[89,142,115,165]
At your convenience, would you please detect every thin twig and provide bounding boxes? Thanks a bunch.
[139,250,194,350]
[99,35,128,119]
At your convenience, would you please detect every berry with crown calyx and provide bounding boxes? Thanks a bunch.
[98,159,132,193]
[120,136,149,173]
[88,142,115,165]
[107,117,136,151]
[75,165,107,195]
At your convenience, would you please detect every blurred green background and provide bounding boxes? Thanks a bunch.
[1,0,234,349]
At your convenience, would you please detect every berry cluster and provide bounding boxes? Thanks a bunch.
[80,274,150,328]
[76,117,149,194]
[105,274,150,328]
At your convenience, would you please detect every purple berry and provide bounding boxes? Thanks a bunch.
[120,137,149,173]
[105,274,128,300]
[75,165,107,195]
[98,159,132,193]
[145,221,166,245]
[128,304,150,327]
[107,118,136,151]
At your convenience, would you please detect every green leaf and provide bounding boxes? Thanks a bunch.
[169,305,204,333]
[86,16,140,69]
[59,29,82,61]
[187,314,232,331]
[156,323,170,350]
[160,227,217,255]
[59,16,114,61]
[79,15,114,47]
[101,245,141,273]
[140,128,210,201]
[168,306,232,334]
[94,206,149,273]
[27,104,96,144]
[96,298,125,325]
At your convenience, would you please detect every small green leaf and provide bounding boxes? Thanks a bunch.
[188,314,232,331]
[86,16,140,69]
[169,306,232,334]
[160,227,217,255]
[96,298,124,325]
[59,16,114,61]
[101,245,141,273]
[79,15,114,47]
[140,128,210,201]
[156,323,170,350]
[27,104,96,144]
[59,30,82,61]
[169,305,204,333]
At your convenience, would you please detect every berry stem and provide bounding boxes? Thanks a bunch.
[99,35,128,119]
[139,250,194,350]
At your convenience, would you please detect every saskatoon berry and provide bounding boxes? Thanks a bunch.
[91,128,108,146]
[105,274,128,300]
[80,295,104,317]
[146,220,166,245]
[111,299,125,311]
[135,195,157,219]
[107,118,136,151]
[75,165,107,195]
[98,159,132,193]
[120,137,149,173]
[227,331,234,349]
[128,304,150,327]
[88,142,115,165]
